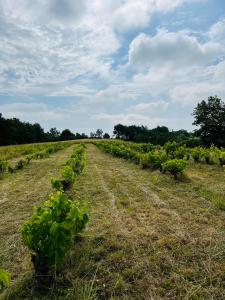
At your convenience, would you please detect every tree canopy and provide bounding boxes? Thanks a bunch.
[0,114,88,146]
[192,96,225,147]
[113,123,195,146]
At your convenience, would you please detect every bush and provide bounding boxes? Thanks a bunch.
[128,150,141,164]
[61,165,76,189]
[162,159,187,179]
[219,152,225,166]
[15,159,25,170]
[22,192,88,282]
[0,269,10,293]
[8,165,14,173]
[51,178,63,191]
[140,151,167,171]
[173,146,187,159]
[191,147,203,163]
[203,149,215,164]
[37,151,49,159]
[25,155,33,165]
[68,156,85,174]
[164,141,178,155]
[0,161,8,174]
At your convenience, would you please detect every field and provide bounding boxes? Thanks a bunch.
[1,141,225,299]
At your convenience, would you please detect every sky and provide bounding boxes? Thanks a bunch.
[0,0,225,134]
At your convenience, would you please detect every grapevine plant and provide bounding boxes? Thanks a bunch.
[0,161,8,174]
[219,152,225,166]
[22,191,88,281]
[51,144,86,191]
[162,159,187,179]
[0,269,10,293]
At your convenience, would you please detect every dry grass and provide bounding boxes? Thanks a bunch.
[1,144,225,299]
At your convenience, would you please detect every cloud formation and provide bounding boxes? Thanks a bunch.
[0,0,224,132]
[128,30,223,70]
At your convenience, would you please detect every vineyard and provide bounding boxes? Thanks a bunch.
[1,140,225,299]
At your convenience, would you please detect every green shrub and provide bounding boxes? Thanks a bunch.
[68,156,85,174]
[219,152,225,166]
[0,161,8,174]
[22,192,88,282]
[25,155,33,165]
[61,165,76,189]
[164,141,178,155]
[162,159,187,179]
[51,178,63,191]
[128,150,141,164]
[36,151,49,159]
[140,151,167,171]
[8,165,14,173]
[191,148,203,163]
[203,149,215,164]
[173,146,187,159]
[15,159,25,170]
[0,269,10,292]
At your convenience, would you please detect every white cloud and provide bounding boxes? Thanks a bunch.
[208,18,225,42]
[154,0,202,12]
[0,7,120,96]
[112,0,151,32]
[0,0,224,133]
[47,0,87,24]
[127,100,168,114]
[93,112,166,127]
[1,0,87,26]
[111,0,203,33]
[128,30,224,70]
[0,102,67,121]
[91,86,138,105]
[169,61,225,105]
[213,60,225,79]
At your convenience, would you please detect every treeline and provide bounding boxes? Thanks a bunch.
[1,96,224,147]
[113,96,225,147]
[113,124,199,147]
[0,114,89,146]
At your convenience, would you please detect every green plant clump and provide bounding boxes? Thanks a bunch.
[0,161,8,174]
[51,178,63,191]
[68,156,85,174]
[61,165,76,189]
[140,151,167,171]
[15,159,26,170]
[191,147,203,163]
[22,192,88,282]
[162,159,187,179]
[0,269,11,293]
[219,152,225,166]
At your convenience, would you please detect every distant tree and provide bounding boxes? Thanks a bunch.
[0,113,88,146]
[95,129,103,138]
[74,132,88,139]
[103,133,110,139]
[32,123,46,142]
[113,124,129,140]
[81,133,88,139]
[113,124,192,145]
[60,129,75,141]
[47,127,60,141]
[192,96,225,147]
[90,132,95,139]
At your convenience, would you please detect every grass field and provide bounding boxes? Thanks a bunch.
[1,143,225,299]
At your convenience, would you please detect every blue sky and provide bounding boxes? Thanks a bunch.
[0,0,225,134]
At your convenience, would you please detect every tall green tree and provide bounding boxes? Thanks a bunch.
[192,96,225,147]
[60,129,75,141]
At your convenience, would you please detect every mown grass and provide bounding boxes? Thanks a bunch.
[1,144,225,299]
